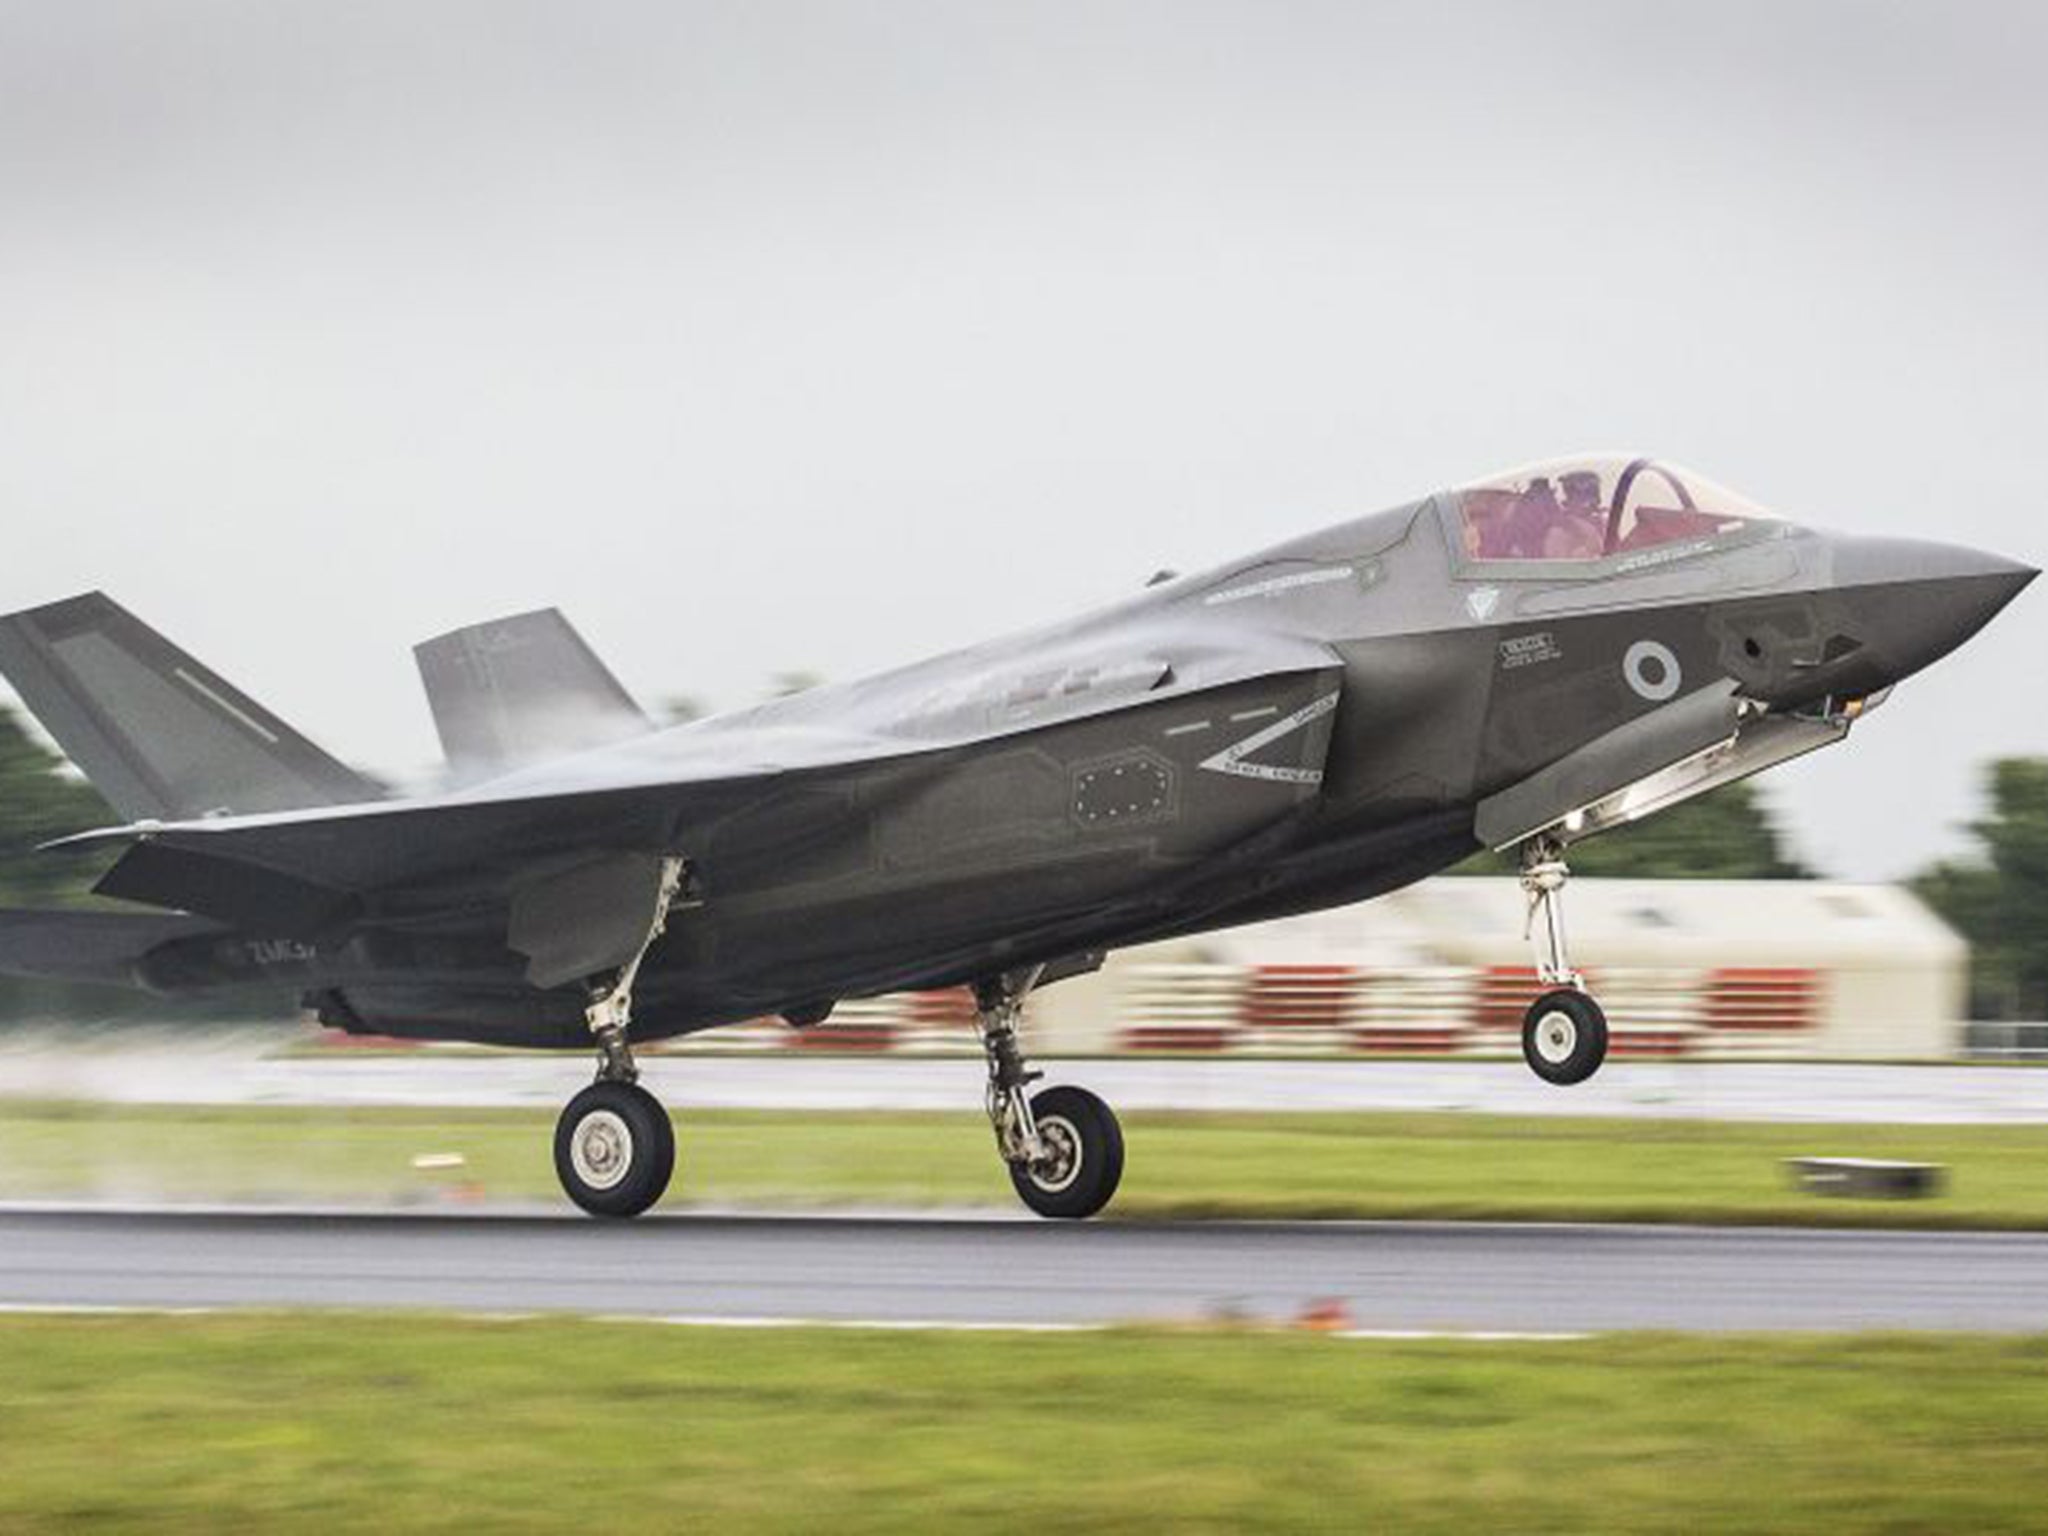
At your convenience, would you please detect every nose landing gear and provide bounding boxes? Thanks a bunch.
[1518,836,1608,1085]
[974,967,1125,1219]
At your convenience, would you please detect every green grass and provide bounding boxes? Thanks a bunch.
[6,1099,2048,1227]
[1,1315,2046,1532]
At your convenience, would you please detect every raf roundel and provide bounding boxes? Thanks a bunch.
[1622,639,1682,702]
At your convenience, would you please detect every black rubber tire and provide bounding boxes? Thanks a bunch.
[1008,1085,1124,1220]
[1521,988,1609,1086]
[554,1081,676,1218]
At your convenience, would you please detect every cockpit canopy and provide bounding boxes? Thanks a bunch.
[1452,455,1775,570]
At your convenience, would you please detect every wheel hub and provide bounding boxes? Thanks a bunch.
[1535,1011,1578,1064]
[570,1109,634,1191]
[1026,1114,1084,1194]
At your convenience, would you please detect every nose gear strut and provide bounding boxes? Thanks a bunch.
[1519,834,1581,990]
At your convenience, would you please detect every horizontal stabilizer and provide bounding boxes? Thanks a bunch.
[0,909,225,987]
[415,608,652,783]
[0,592,380,822]
[94,839,358,939]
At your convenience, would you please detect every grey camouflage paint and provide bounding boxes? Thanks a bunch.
[0,466,2030,1047]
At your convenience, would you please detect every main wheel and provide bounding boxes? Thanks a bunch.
[554,1081,676,1218]
[1521,988,1609,1086]
[1009,1085,1124,1220]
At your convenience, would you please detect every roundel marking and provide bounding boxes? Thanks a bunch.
[1623,640,1681,702]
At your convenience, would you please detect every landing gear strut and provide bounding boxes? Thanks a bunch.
[1518,836,1608,1086]
[554,857,686,1218]
[974,966,1124,1219]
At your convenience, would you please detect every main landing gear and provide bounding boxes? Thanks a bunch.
[542,852,1125,1220]
[975,967,1125,1219]
[554,857,686,1218]
[1517,835,1608,1086]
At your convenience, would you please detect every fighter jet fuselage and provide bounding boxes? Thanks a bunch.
[0,453,2029,1218]
[3,454,2031,1049]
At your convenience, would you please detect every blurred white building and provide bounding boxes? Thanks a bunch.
[1050,878,1965,1060]
[696,878,1966,1062]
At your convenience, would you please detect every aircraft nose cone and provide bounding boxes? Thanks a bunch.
[1828,534,2036,687]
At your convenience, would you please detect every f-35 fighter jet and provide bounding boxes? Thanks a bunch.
[0,454,2030,1218]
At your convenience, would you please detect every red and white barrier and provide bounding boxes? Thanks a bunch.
[650,962,1825,1059]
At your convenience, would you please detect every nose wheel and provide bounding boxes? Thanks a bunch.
[1517,836,1608,1085]
[1521,987,1608,1085]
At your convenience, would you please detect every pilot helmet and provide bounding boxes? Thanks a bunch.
[1559,470,1602,509]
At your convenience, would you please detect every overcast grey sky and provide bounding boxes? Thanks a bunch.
[2,1,2043,878]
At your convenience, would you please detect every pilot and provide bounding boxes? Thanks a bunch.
[1560,471,1603,518]
[1549,470,1607,558]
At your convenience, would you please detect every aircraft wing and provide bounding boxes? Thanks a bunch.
[49,620,1344,956]
[60,770,773,937]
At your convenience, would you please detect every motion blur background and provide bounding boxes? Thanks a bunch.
[3,6,2048,1530]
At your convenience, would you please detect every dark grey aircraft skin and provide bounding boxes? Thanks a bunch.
[0,454,2031,1217]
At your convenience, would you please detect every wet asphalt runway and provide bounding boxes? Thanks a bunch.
[4,1208,2048,1332]
[11,1036,2048,1122]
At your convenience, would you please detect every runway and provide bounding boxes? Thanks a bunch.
[4,1209,2048,1332]
[10,1030,2048,1122]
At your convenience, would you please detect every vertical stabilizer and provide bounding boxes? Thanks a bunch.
[415,608,653,783]
[0,592,379,822]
